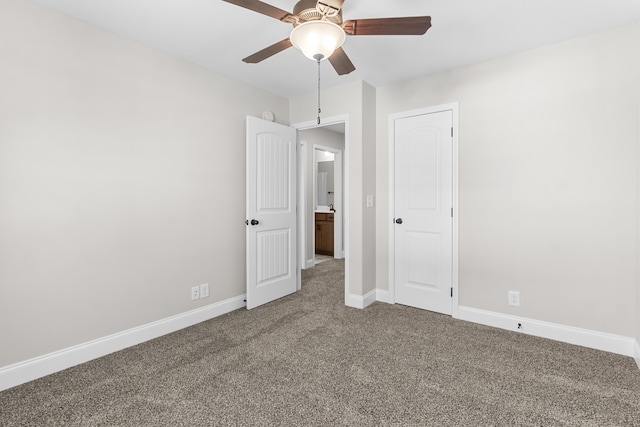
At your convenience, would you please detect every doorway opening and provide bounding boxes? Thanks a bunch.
[312,145,343,264]
[293,116,349,301]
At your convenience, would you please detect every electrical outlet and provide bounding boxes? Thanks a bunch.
[508,291,520,307]
[191,286,200,300]
[200,283,209,299]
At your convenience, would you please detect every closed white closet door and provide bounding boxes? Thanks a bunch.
[393,110,453,315]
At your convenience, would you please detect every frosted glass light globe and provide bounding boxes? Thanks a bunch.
[290,20,346,61]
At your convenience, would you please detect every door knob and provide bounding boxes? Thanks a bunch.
[250,219,259,226]
[395,218,403,224]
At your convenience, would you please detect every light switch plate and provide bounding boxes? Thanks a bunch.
[200,283,209,299]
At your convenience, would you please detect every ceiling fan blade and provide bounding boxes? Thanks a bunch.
[343,16,431,36]
[328,47,355,75]
[317,0,345,14]
[242,38,293,63]
[222,0,293,21]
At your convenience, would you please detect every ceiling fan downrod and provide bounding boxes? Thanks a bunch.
[316,55,322,125]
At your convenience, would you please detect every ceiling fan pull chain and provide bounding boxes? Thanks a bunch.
[317,57,322,125]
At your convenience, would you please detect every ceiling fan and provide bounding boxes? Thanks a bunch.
[222,0,432,75]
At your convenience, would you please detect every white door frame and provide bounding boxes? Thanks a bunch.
[293,114,350,303]
[312,144,344,261]
[388,103,460,318]
[297,140,308,288]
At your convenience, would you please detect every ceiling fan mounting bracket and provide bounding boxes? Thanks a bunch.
[292,0,342,26]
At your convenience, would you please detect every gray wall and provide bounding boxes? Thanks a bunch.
[0,0,288,367]
[376,22,639,337]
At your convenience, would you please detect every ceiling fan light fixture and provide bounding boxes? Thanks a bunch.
[290,20,346,61]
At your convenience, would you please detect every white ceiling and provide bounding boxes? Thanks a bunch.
[33,0,640,98]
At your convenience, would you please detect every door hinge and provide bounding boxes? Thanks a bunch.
[451,127,453,138]
[451,207,453,218]
[450,287,453,298]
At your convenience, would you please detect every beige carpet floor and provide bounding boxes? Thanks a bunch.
[1,259,639,426]
[314,254,334,264]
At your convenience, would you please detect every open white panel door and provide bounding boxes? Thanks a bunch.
[246,116,298,309]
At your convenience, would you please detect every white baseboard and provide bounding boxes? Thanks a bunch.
[345,289,377,309]
[0,295,246,392]
[457,306,636,358]
[376,289,393,304]
[634,340,640,369]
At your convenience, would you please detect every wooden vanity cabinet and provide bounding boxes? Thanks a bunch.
[315,212,334,256]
